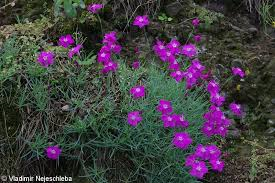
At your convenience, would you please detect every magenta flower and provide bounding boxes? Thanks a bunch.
[189,161,208,179]
[97,51,111,63]
[163,50,176,62]
[210,93,225,106]
[130,85,145,99]
[167,39,181,55]
[202,122,215,137]
[192,59,205,72]
[161,114,176,128]
[170,70,185,82]
[210,159,224,172]
[174,114,189,128]
[87,3,103,14]
[206,144,221,159]
[100,45,111,53]
[194,144,210,160]
[133,15,150,28]
[132,60,140,69]
[194,35,201,42]
[103,31,117,44]
[232,67,245,78]
[207,80,220,95]
[127,111,142,126]
[168,59,180,70]
[58,34,75,48]
[182,44,197,58]
[202,106,232,138]
[192,18,200,27]
[215,125,228,137]
[172,132,192,150]
[101,61,118,73]
[153,40,166,56]
[157,99,173,114]
[37,51,55,67]
[229,102,242,116]
[185,154,198,167]
[69,44,82,58]
[46,146,61,160]
[108,42,122,54]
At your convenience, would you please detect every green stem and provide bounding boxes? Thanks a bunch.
[96,14,103,37]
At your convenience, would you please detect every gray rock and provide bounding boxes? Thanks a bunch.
[165,2,183,16]
[247,27,258,35]
[61,105,70,112]
[265,59,275,73]
[231,58,243,68]
[271,98,275,104]
[267,119,275,127]
[265,127,275,136]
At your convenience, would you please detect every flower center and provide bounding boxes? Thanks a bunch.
[176,71,181,75]
[178,136,183,141]
[101,53,106,57]
[186,47,192,51]
[135,88,141,92]
[43,56,48,60]
[63,38,68,42]
[167,117,172,121]
[196,166,202,171]
[172,43,177,47]
[163,104,168,109]
[108,63,113,67]
[139,18,144,22]
[131,116,136,120]
[50,149,56,154]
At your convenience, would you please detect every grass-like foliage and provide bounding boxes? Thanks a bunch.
[0,36,209,182]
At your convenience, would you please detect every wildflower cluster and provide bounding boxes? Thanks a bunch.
[185,144,224,179]
[151,18,247,179]
[97,31,121,73]
[157,99,189,128]
[37,34,82,68]
[35,13,247,181]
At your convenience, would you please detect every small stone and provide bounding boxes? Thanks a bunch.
[267,119,275,127]
[247,27,258,35]
[61,105,70,112]
[165,2,183,16]
[265,127,275,136]
[272,99,275,104]
[231,58,243,68]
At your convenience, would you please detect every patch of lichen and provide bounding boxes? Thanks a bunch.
[0,17,55,83]
[0,17,54,46]
[189,5,224,29]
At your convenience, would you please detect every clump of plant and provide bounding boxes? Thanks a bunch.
[189,5,224,29]
[158,13,173,22]
[54,0,86,17]
[0,3,248,182]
